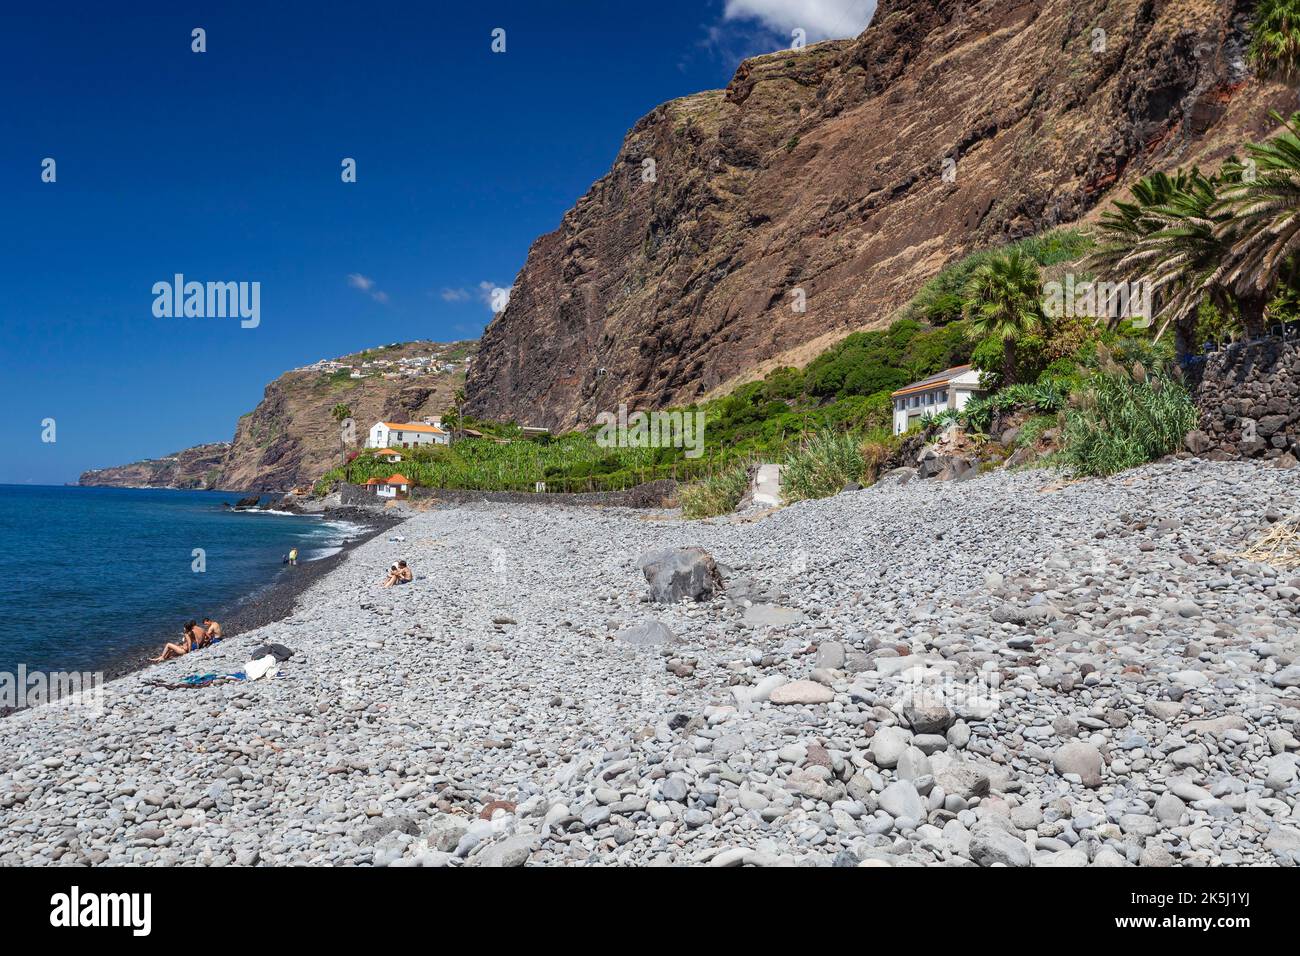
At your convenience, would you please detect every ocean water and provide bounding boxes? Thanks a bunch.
[0,485,362,676]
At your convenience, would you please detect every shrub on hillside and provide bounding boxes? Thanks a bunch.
[782,431,865,502]
[859,432,901,482]
[821,392,893,432]
[902,229,1094,326]
[1249,0,1300,82]
[761,366,804,401]
[1061,358,1197,478]
[679,463,751,519]
[960,380,1071,433]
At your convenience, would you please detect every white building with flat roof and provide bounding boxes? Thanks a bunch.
[891,364,985,435]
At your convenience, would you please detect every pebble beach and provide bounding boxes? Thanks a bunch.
[3,458,1300,867]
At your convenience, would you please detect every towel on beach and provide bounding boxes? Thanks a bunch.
[245,655,279,681]
[146,671,246,690]
[181,672,246,687]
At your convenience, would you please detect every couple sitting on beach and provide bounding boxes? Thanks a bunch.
[153,617,222,662]
[380,560,412,588]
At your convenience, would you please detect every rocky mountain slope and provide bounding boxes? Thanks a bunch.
[80,341,474,492]
[466,0,1289,430]
[78,442,232,490]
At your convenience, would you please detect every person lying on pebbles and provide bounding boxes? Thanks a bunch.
[379,560,413,588]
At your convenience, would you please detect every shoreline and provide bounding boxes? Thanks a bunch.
[1,504,407,715]
[1,460,1297,866]
[98,505,407,683]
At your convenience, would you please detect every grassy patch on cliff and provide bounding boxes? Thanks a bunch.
[900,228,1093,327]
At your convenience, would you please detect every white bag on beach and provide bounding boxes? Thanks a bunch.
[245,654,279,681]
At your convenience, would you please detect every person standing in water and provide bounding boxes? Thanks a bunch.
[288,547,298,566]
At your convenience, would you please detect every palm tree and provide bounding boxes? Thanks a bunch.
[331,403,352,465]
[1248,0,1300,82]
[1090,168,1246,354]
[1090,170,1196,277]
[1126,170,1242,345]
[1213,111,1300,331]
[450,388,466,442]
[962,249,1046,385]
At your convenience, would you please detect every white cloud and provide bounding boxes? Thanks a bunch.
[723,0,876,42]
[346,273,389,304]
[438,282,510,311]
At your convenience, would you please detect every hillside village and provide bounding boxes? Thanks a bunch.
[79,340,476,491]
[293,343,471,381]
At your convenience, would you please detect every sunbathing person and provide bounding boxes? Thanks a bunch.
[153,621,200,661]
[189,620,211,649]
[380,560,413,588]
[202,617,223,642]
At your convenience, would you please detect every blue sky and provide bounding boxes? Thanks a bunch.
[0,1,875,484]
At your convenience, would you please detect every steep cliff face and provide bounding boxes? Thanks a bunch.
[81,341,474,492]
[466,0,1286,429]
[79,443,231,489]
[217,341,472,491]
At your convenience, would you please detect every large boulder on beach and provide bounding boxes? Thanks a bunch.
[636,547,722,603]
[615,620,677,647]
[1052,741,1105,788]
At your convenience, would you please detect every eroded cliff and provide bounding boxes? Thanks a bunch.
[466,0,1286,429]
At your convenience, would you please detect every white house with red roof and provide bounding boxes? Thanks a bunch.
[890,364,985,435]
[376,474,410,499]
[367,420,450,449]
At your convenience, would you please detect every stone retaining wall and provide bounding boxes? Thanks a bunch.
[1190,337,1300,464]
[340,479,678,509]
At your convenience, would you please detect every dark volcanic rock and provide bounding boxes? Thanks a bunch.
[466,0,1286,431]
[637,547,723,603]
[1194,338,1300,461]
